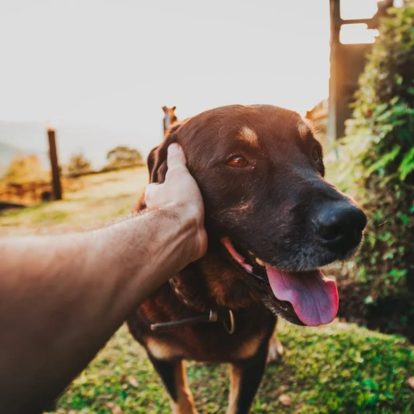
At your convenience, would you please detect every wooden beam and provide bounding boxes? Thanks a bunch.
[47,128,63,200]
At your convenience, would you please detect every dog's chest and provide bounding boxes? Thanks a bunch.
[145,330,262,361]
[140,308,275,363]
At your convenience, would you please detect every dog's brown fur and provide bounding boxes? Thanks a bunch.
[128,104,366,414]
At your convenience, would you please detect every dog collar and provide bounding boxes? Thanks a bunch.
[148,278,236,334]
[149,308,235,334]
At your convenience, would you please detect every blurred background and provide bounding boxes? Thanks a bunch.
[0,1,413,413]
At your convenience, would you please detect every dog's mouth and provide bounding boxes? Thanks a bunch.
[221,237,339,326]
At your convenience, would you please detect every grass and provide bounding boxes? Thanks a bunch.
[0,167,147,236]
[49,323,414,414]
[1,167,413,413]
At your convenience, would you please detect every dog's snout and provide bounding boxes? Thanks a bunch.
[313,201,367,254]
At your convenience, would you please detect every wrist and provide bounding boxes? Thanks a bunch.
[152,204,207,265]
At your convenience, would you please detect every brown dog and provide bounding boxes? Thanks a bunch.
[128,105,366,414]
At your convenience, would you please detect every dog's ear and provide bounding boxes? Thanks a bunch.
[133,123,181,212]
[134,130,177,212]
[147,124,181,183]
[146,147,158,180]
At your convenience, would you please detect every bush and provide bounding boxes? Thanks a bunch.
[105,146,143,170]
[4,155,47,184]
[67,153,92,176]
[339,1,414,301]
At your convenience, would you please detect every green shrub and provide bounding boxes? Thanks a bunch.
[339,1,414,300]
[105,146,143,170]
[67,152,92,176]
[4,155,48,184]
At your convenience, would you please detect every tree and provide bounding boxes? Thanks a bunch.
[4,155,47,184]
[340,1,414,299]
[67,153,92,176]
[105,146,143,169]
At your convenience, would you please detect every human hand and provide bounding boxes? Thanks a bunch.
[144,143,208,262]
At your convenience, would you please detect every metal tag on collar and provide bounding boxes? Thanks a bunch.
[221,309,235,335]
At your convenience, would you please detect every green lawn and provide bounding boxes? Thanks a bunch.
[51,324,414,414]
[0,167,147,236]
[1,167,413,414]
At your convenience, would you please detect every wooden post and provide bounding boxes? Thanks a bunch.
[328,0,393,142]
[47,127,63,200]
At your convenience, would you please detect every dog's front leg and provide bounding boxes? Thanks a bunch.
[149,356,198,414]
[226,342,268,414]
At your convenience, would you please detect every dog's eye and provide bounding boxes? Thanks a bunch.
[226,155,249,168]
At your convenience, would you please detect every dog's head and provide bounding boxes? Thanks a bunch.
[147,105,367,326]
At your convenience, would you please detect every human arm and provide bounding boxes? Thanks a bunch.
[0,144,207,413]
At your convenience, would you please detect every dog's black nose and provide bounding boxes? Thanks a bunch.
[313,201,367,254]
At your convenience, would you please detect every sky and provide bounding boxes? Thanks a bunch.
[0,0,351,166]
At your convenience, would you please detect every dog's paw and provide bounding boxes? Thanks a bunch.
[267,335,284,364]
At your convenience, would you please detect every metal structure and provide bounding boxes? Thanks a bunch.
[328,0,394,141]
[47,127,63,200]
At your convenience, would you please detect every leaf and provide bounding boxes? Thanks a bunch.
[362,377,379,391]
[364,295,374,305]
[105,402,124,414]
[278,394,292,406]
[398,213,411,226]
[366,145,401,176]
[127,375,139,388]
[389,268,407,281]
[399,147,414,180]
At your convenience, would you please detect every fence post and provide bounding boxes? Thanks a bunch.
[47,127,63,200]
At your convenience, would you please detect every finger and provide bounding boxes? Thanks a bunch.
[144,183,159,204]
[166,143,187,173]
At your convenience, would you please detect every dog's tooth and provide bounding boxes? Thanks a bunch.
[255,257,266,267]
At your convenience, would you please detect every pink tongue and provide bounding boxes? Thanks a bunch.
[266,266,338,326]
